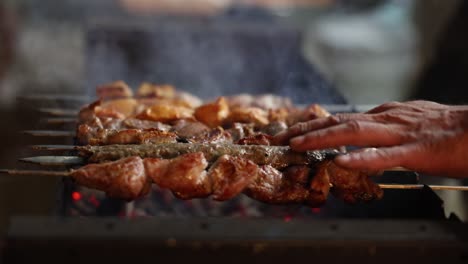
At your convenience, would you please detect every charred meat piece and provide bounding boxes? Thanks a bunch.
[244,165,310,204]
[261,121,288,136]
[106,129,178,145]
[144,152,211,199]
[136,104,194,123]
[78,128,178,145]
[326,161,383,203]
[286,104,331,125]
[70,156,151,200]
[123,118,171,131]
[237,133,273,146]
[194,97,230,128]
[308,162,331,207]
[101,98,138,117]
[225,123,256,142]
[225,107,269,127]
[208,155,258,201]
[171,119,210,138]
[137,83,176,98]
[96,80,133,99]
[188,127,233,144]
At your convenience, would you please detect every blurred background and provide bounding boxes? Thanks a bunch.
[0,0,467,233]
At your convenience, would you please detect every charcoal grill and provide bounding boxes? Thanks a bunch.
[2,17,468,263]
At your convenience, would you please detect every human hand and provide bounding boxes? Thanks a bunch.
[273,101,468,177]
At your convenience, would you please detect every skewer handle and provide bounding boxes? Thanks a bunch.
[378,184,468,191]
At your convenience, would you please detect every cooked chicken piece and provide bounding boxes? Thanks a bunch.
[101,98,138,117]
[261,121,288,136]
[138,130,178,144]
[188,127,233,144]
[77,123,101,145]
[144,152,211,199]
[123,118,171,131]
[225,123,256,142]
[78,100,127,124]
[106,129,178,145]
[106,129,141,145]
[208,155,258,201]
[99,117,123,130]
[176,91,203,108]
[268,108,291,123]
[308,162,331,207]
[326,161,383,203]
[71,156,151,200]
[244,165,310,204]
[96,80,133,99]
[194,97,230,128]
[137,83,176,98]
[286,104,331,125]
[225,107,269,127]
[136,104,194,123]
[78,100,102,123]
[171,119,210,138]
[237,134,273,146]
[78,127,178,145]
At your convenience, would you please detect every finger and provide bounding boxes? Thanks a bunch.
[289,121,408,151]
[273,113,374,145]
[273,117,336,145]
[334,145,412,171]
[366,101,404,114]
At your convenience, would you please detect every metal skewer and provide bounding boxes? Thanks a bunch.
[22,130,75,137]
[1,169,467,191]
[41,117,77,125]
[38,108,79,117]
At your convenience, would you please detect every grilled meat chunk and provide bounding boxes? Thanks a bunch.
[136,104,194,123]
[194,97,230,128]
[122,118,171,131]
[79,128,178,145]
[144,152,211,199]
[70,156,151,200]
[308,162,331,207]
[226,123,256,142]
[137,83,176,98]
[208,155,258,201]
[237,133,273,146]
[244,165,311,204]
[225,107,269,127]
[188,127,233,144]
[326,161,383,203]
[171,119,210,138]
[96,80,133,99]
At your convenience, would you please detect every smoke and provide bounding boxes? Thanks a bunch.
[86,14,346,104]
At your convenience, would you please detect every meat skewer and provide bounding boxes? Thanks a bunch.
[1,153,379,204]
[1,168,466,191]
[21,143,339,168]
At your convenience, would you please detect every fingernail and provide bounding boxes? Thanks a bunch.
[290,136,304,146]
